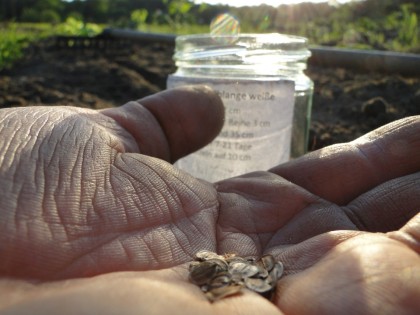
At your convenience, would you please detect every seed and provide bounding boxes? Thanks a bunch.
[230,272,243,284]
[189,251,284,302]
[270,262,284,281]
[260,255,275,272]
[267,262,284,285]
[244,277,273,293]
[206,258,229,271]
[222,253,237,260]
[228,261,259,278]
[195,250,221,261]
[189,261,220,286]
[205,284,243,303]
[256,260,269,278]
[209,272,231,289]
[225,256,247,264]
[246,257,257,263]
[189,261,200,271]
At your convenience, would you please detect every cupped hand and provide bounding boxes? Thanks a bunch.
[0,86,418,314]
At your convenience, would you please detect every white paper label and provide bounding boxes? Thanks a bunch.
[167,76,295,182]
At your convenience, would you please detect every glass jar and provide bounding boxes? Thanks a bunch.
[167,33,313,182]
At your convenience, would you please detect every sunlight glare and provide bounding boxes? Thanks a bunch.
[210,13,241,43]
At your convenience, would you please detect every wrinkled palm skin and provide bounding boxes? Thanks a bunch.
[0,86,419,315]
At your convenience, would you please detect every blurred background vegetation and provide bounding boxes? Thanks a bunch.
[1,0,419,69]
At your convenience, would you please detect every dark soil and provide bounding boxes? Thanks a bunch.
[1,39,420,152]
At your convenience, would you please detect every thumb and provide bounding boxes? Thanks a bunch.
[101,85,224,162]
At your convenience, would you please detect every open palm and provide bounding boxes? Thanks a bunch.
[0,87,418,314]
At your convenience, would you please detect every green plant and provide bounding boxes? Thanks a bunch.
[0,19,102,70]
[130,9,149,29]
[162,0,194,30]
[55,17,102,36]
[398,4,418,47]
[0,23,30,70]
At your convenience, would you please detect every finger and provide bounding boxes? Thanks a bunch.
[275,232,420,315]
[343,172,420,233]
[101,86,224,162]
[270,116,420,205]
[215,171,320,256]
[0,269,282,315]
[388,213,420,254]
[268,230,362,276]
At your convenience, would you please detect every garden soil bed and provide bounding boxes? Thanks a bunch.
[1,39,420,151]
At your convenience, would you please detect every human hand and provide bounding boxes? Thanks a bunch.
[0,86,419,314]
[0,86,226,280]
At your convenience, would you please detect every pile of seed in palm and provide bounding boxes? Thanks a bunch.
[189,250,284,302]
